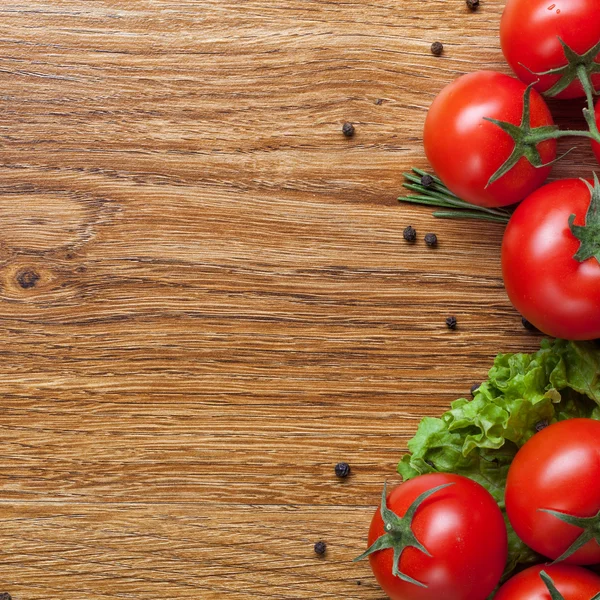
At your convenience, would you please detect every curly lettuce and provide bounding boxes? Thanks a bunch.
[398,339,600,580]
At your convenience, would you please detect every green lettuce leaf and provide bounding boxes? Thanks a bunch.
[397,339,600,582]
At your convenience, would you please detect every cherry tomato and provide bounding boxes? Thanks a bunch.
[505,419,600,565]
[495,564,600,600]
[362,473,507,600]
[423,71,556,208]
[501,178,600,340]
[501,0,600,99]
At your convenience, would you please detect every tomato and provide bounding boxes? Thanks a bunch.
[501,0,600,99]
[505,419,600,565]
[501,178,600,340]
[358,473,507,600]
[495,564,600,600]
[423,71,556,208]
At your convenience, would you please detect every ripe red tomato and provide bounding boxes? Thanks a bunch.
[423,71,556,208]
[495,564,600,600]
[501,0,600,99]
[501,178,600,340]
[505,419,600,565]
[360,473,507,600]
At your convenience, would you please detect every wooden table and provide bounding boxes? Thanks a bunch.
[0,1,593,598]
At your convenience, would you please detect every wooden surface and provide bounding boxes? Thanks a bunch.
[0,1,595,598]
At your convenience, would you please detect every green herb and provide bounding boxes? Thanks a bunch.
[397,339,600,582]
[400,168,513,223]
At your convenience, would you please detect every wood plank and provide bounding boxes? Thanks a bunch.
[0,1,586,597]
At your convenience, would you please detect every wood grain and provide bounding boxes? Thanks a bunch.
[0,1,593,598]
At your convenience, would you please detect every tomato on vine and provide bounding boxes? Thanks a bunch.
[423,71,557,208]
[501,0,600,155]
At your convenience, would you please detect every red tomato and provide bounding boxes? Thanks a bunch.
[495,564,600,600]
[501,0,600,99]
[363,473,507,600]
[505,419,600,565]
[423,71,556,208]
[502,178,600,340]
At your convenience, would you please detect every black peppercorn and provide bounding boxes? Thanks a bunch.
[334,462,351,478]
[431,42,444,56]
[535,419,549,432]
[466,0,480,10]
[314,541,327,556]
[403,225,417,243]
[446,316,457,330]
[342,122,355,137]
[470,383,481,397]
[0,594,12,600]
[521,316,539,332]
[357,581,362,586]
[424,233,438,247]
[420,174,434,188]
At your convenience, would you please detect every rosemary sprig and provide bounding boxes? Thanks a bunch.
[399,168,513,224]
[432,211,511,224]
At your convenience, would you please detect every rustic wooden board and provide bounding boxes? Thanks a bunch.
[0,1,594,598]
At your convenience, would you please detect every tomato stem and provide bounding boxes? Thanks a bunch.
[526,129,596,142]
[520,38,600,144]
[577,64,600,144]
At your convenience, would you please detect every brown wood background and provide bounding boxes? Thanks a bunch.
[0,1,594,598]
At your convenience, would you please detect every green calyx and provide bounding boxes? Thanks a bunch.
[539,506,600,563]
[527,38,600,100]
[526,37,600,142]
[353,482,453,588]
[540,570,600,600]
[570,173,600,264]
[540,570,567,600]
[484,83,565,188]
